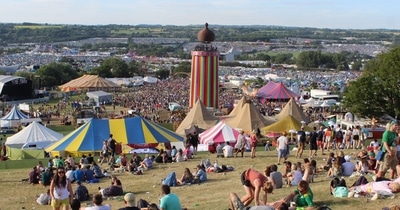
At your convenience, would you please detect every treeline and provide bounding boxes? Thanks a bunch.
[1,23,400,44]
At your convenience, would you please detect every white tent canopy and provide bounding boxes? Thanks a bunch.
[5,121,63,149]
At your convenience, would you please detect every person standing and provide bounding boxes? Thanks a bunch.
[317,126,325,155]
[100,141,109,165]
[250,130,258,159]
[107,134,117,160]
[159,185,182,210]
[377,121,399,179]
[190,131,200,155]
[296,127,306,159]
[277,131,289,165]
[309,127,318,160]
[235,131,246,158]
[50,167,73,210]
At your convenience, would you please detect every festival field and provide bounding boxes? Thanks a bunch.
[0,149,396,210]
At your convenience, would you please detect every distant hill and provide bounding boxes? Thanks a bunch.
[1,23,400,44]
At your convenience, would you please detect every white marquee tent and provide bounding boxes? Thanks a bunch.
[6,121,64,149]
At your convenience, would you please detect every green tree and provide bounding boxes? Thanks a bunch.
[343,47,400,117]
[92,58,129,77]
[172,61,191,74]
[352,60,363,71]
[155,69,170,80]
[35,62,80,87]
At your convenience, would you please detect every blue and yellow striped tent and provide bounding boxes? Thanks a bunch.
[45,117,183,157]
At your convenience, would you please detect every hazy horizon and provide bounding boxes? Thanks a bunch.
[1,0,399,30]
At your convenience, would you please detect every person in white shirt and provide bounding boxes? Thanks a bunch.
[83,194,111,210]
[234,131,246,157]
[36,189,51,205]
[277,131,288,165]
[222,142,234,158]
[65,168,75,182]
[342,155,356,176]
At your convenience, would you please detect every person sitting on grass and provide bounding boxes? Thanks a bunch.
[99,176,123,197]
[118,192,140,210]
[177,168,194,185]
[228,192,289,210]
[272,180,314,210]
[74,181,89,202]
[193,165,207,183]
[139,154,153,170]
[82,193,111,210]
[36,189,51,205]
[40,167,52,186]
[29,166,40,184]
[286,164,302,186]
[269,164,283,189]
[326,157,343,178]
[92,162,104,178]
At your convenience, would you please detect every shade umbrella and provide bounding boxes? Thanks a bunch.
[266,132,280,138]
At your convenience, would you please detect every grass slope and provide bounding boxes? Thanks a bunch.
[0,148,397,210]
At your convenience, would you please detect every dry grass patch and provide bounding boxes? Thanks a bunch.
[0,150,397,209]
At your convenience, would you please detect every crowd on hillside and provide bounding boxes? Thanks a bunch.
[23,120,400,210]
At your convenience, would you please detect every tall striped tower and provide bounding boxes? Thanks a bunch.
[190,23,219,109]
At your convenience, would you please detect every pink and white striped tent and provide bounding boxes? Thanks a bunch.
[199,121,240,145]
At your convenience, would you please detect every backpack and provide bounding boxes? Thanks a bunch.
[334,186,349,197]
[162,172,177,187]
[335,130,343,139]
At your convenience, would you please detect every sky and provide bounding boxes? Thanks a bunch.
[1,0,399,30]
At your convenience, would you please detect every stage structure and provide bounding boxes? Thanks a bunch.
[190,23,219,109]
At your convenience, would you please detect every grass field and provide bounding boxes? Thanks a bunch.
[14,25,63,29]
[0,147,397,210]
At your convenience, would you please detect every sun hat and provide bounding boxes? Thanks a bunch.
[124,193,136,207]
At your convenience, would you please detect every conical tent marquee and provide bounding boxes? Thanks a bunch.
[175,99,218,136]
[228,96,245,117]
[259,82,300,100]
[199,121,240,145]
[224,101,275,132]
[45,117,184,157]
[1,104,30,127]
[5,121,64,160]
[261,115,312,134]
[6,121,63,149]
[257,81,278,98]
[1,104,29,120]
[276,98,310,123]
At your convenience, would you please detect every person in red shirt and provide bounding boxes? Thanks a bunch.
[240,168,273,206]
